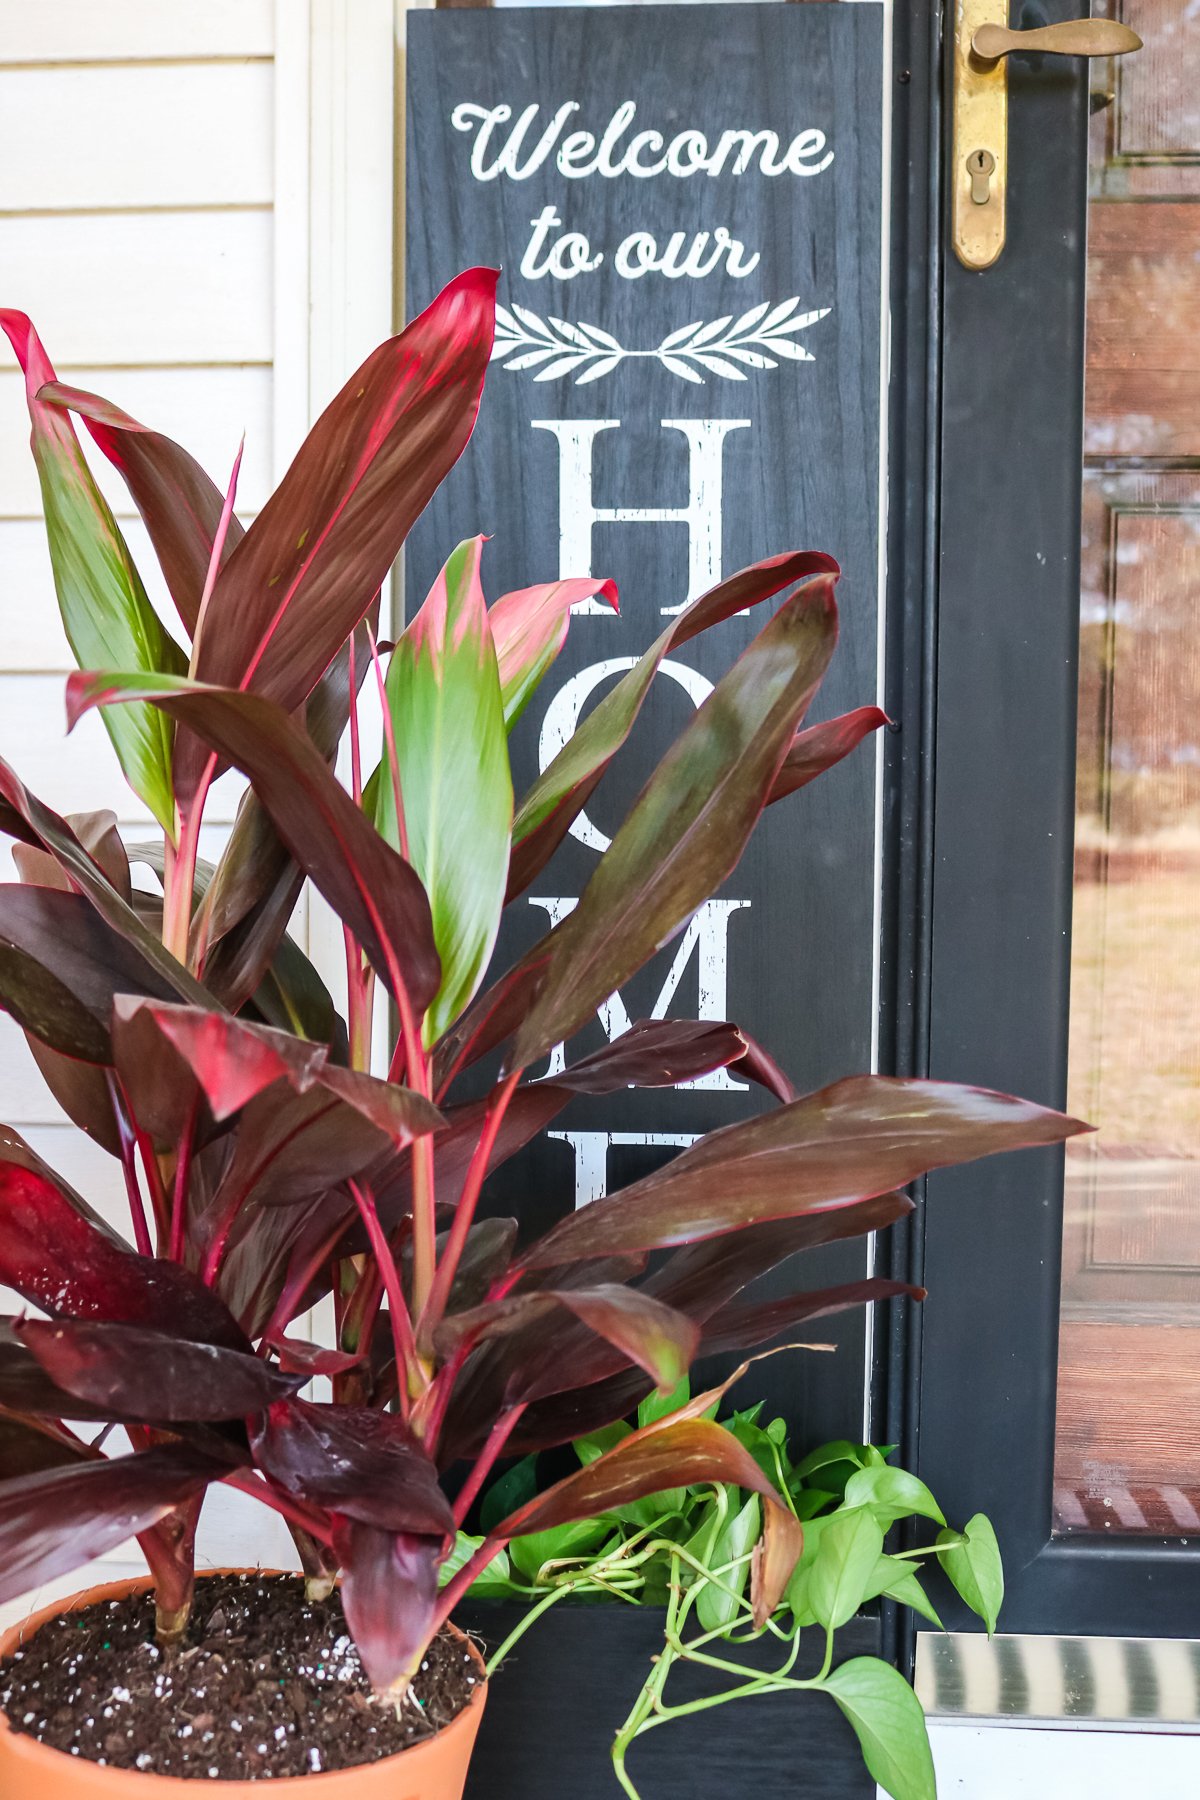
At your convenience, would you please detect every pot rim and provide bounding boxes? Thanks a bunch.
[0,1567,487,1790]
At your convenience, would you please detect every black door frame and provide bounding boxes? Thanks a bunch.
[877,0,1200,1643]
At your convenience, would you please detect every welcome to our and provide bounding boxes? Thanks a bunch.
[452,99,834,281]
[450,98,832,1204]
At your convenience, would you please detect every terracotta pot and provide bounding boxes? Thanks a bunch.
[0,1571,487,1798]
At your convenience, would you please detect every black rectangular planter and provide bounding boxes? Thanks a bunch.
[457,1600,879,1800]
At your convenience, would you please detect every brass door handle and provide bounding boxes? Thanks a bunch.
[972,19,1144,62]
[953,6,1144,272]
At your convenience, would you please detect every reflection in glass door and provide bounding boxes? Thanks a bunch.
[1055,0,1200,1534]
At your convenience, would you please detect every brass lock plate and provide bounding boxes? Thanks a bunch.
[951,7,1141,269]
[953,0,1008,271]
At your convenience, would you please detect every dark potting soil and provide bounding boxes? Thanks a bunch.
[0,1572,480,1779]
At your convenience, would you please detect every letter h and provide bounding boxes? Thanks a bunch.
[532,418,751,613]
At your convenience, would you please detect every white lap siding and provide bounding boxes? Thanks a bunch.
[0,0,293,1601]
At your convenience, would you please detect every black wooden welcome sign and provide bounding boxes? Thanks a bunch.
[407,2,884,1435]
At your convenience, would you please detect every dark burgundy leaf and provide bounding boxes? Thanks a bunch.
[507,549,841,900]
[214,1187,340,1341]
[0,1413,91,1479]
[241,923,343,1052]
[190,269,497,721]
[109,995,219,1148]
[521,1078,1087,1267]
[444,1201,932,1461]
[700,1276,925,1356]
[204,1087,412,1259]
[503,1368,653,1459]
[0,1142,249,1350]
[487,1416,801,1624]
[23,1042,122,1155]
[767,706,888,805]
[13,807,131,902]
[508,576,840,1070]
[437,1217,518,1313]
[0,941,109,1062]
[547,1020,781,1097]
[251,1398,455,1538]
[333,1517,445,1693]
[14,1318,303,1421]
[116,999,324,1117]
[432,958,550,1098]
[648,1194,915,1321]
[68,681,441,1013]
[124,841,344,1051]
[115,1000,440,1145]
[0,1124,128,1242]
[0,1320,116,1422]
[0,1445,229,1606]
[196,613,376,1006]
[436,1284,699,1398]
[267,1335,364,1379]
[0,757,212,1006]
[0,884,180,1060]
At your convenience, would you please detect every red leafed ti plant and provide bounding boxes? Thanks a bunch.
[0,270,1083,1744]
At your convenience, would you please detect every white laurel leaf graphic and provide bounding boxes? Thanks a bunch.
[658,319,707,352]
[658,353,706,385]
[685,315,735,349]
[575,352,624,386]
[689,351,749,381]
[574,321,623,352]
[489,298,830,385]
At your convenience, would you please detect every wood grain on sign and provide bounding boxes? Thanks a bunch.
[407,3,884,1438]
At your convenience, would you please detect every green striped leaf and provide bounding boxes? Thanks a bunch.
[1,313,184,831]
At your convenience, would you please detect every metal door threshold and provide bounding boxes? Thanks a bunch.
[917,1632,1200,1730]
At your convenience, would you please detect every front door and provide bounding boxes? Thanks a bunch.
[915,0,1200,1634]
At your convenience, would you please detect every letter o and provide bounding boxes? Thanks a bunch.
[538,657,715,852]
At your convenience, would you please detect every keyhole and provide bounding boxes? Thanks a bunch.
[968,147,996,206]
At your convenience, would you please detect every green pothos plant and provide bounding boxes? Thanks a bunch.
[464,1371,999,1800]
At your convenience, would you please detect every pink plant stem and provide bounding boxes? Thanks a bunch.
[200,1194,242,1288]
[342,632,373,1071]
[191,437,244,660]
[452,1404,528,1529]
[347,630,363,806]
[415,1342,469,1452]
[165,441,239,974]
[167,423,237,965]
[347,1179,420,1421]
[368,617,429,1139]
[169,1093,200,1262]
[344,925,370,1073]
[222,1470,334,1544]
[342,1260,383,1357]
[133,1120,170,1245]
[483,1266,523,1306]
[162,754,218,969]
[258,1224,345,1351]
[202,1098,343,1287]
[107,1072,152,1257]
[419,1070,520,1340]
[409,1133,437,1321]
[366,620,408,860]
